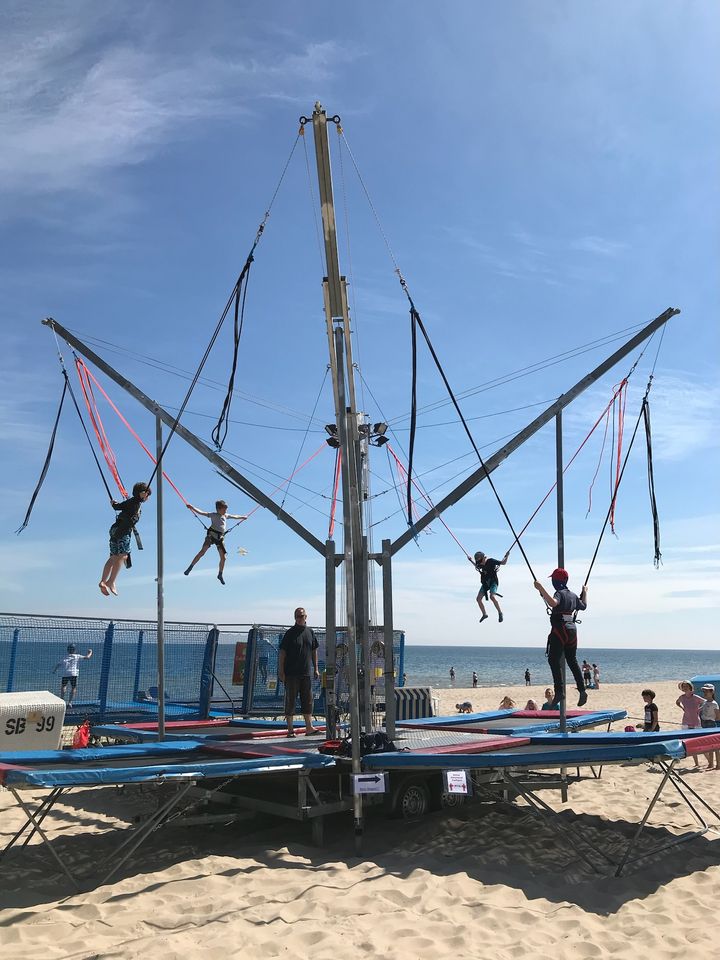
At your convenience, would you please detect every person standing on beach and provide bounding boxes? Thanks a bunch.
[533,568,588,708]
[524,668,531,686]
[638,689,660,732]
[472,671,478,688]
[699,684,720,770]
[592,663,600,689]
[53,644,93,706]
[278,607,320,737]
[472,550,509,623]
[676,681,703,769]
[582,660,592,687]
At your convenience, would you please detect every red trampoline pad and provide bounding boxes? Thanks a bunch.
[412,735,531,755]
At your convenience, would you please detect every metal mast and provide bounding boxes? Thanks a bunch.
[306,102,368,846]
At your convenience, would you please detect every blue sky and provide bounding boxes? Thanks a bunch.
[1,1,718,649]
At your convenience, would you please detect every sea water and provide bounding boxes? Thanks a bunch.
[401,645,720,689]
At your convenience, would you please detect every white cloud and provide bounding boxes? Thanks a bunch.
[571,235,627,256]
[0,9,345,205]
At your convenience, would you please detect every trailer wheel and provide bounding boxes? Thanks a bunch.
[393,779,430,820]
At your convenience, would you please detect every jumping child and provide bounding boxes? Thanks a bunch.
[472,550,509,623]
[184,500,247,585]
[99,482,151,596]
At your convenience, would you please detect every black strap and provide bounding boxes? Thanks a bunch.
[211,256,253,450]
[16,379,67,533]
[643,398,662,567]
[402,288,537,581]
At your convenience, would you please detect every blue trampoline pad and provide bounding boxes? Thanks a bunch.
[397,709,626,733]
[2,751,336,788]
[362,738,687,770]
[0,739,207,765]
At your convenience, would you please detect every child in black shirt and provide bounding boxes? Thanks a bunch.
[638,689,660,731]
[99,482,151,596]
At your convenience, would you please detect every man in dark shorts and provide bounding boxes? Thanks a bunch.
[533,568,588,708]
[278,607,320,736]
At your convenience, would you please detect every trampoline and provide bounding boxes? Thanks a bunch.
[363,731,720,876]
[396,708,626,735]
[92,717,327,743]
[0,739,336,888]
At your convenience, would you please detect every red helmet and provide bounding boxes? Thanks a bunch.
[549,568,569,582]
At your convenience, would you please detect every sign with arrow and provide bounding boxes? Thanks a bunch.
[352,773,387,795]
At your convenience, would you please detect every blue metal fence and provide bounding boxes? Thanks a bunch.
[0,613,405,724]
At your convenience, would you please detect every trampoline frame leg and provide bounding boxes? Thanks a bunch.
[5,787,79,891]
[99,779,196,886]
[614,759,720,877]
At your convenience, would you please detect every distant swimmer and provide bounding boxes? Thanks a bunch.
[533,567,588,708]
[472,550,509,623]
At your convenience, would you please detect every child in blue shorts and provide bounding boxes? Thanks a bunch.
[99,482,151,596]
[472,550,509,623]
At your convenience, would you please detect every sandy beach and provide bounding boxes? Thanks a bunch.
[1,680,718,959]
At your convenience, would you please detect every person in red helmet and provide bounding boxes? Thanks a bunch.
[533,568,588,707]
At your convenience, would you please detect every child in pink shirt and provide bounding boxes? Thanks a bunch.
[676,680,703,768]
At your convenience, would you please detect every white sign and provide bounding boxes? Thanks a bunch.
[444,770,470,795]
[352,773,387,795]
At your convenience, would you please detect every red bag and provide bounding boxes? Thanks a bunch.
[72,720,90,749]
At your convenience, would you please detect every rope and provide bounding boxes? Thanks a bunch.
[16,379,67,534]
[233,442,328,520]
[75,358,128,498]
[328,447,341,539]
[403,294,538,580]
[582,378,655,589]
[146,132,301,483]
[280,366,329,511]
[505,380,630,555]
[387,443,471,556]
[75,358,197,515]
[301,125,325,276]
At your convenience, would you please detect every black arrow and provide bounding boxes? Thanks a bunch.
[357,775,383,783]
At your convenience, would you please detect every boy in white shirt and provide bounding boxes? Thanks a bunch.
[184,499,247,584]
[53,644,93,706]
